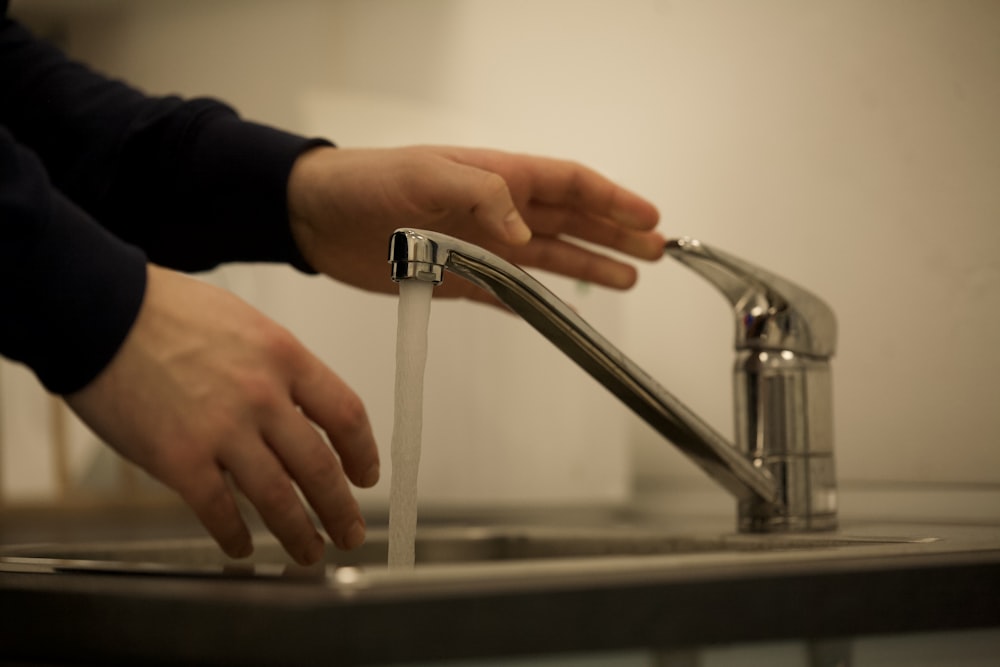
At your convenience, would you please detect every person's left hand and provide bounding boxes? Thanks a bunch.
[286,145,663,303]
[66,265,380,565]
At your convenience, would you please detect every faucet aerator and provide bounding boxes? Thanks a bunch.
[389,229,445,284]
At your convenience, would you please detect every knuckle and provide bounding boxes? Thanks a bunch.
[183,480,251,557]
[242,375,281,414]
[478,171,510,201]
[335,392,370,439]
[566,163,588,200]
[262,324,300,360]
[144,438,207,484]
[253,320,305,373]
[187,477,234,516]
[254,476,301,517]
[298,451,345,493]
[198,408,244,444]
[303,447,340,481]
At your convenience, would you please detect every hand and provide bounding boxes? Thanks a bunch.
[66,264,380,565]
[287,146,663,303]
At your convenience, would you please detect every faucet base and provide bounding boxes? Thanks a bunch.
[739,511,839,534]
[739,490,839,533]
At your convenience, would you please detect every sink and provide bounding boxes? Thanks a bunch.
[0,522,937,580]
[1,515,995,667]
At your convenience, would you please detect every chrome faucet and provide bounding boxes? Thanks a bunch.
[389,229,838,533]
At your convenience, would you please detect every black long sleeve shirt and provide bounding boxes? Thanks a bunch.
[1,2,324,394]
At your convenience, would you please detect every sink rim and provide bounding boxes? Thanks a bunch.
[2,521,999,605]
[0,522,947,583]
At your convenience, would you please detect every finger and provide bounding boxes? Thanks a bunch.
[172,465,254,560]
[524,202,666,261]
[220,439,325,566]
[440,148,659,232]
[521,159,660,232]
[262,404,366,552]
[511,236,640,290]
[425,159,532,245]
[291,356,381,491]
[468,170,533,245]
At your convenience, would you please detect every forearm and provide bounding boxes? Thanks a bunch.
[0,12,322,272]
[0,126,147,395]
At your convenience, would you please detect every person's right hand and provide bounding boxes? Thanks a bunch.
[65,264,380,565]
[285,145,663,304]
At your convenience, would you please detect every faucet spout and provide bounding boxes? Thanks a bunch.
[389,229,786,517]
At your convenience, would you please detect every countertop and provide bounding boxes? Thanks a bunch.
[0,502,998,666]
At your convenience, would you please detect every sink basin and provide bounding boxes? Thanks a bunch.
[0,523,936,580]
[1,512,995,667]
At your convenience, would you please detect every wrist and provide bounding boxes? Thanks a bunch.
[287,145,341,267]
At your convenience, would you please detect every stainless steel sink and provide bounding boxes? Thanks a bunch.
[0,523,937,580]
[1,513,996,667]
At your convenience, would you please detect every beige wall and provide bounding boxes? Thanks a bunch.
[4,0,998,510]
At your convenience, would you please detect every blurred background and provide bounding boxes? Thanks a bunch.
[3,0,998,522]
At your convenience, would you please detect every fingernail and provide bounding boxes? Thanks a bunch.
[361,463,380,488]
[651,234,667,258]
[608,265,638,290]
[504,210,532,244]
[231,539,254,560]
[343,520,366,550]
[302,534,325,565]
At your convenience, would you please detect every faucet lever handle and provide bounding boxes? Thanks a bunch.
[665,238,837,358]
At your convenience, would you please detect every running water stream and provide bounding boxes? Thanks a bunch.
[387,280,434,568]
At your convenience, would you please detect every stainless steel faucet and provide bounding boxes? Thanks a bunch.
[389,229,838,533]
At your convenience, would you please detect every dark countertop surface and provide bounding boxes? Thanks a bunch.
[1,503,998,666]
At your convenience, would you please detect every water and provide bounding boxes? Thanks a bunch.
[387,280,434,568]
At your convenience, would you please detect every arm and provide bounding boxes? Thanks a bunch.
[0,11,319,272]
[1,11,379,564]
[0,124,146,394]
[0,124,380,565]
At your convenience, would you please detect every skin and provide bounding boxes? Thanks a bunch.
[66,145,663,566]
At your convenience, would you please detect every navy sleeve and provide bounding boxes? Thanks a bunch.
[1,6,328,394]
[0,125,147,394]
[0,10,325,272]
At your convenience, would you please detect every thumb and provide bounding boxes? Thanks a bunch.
[458,167,532,246]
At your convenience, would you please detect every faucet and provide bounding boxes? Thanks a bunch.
[388,229,838,533]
